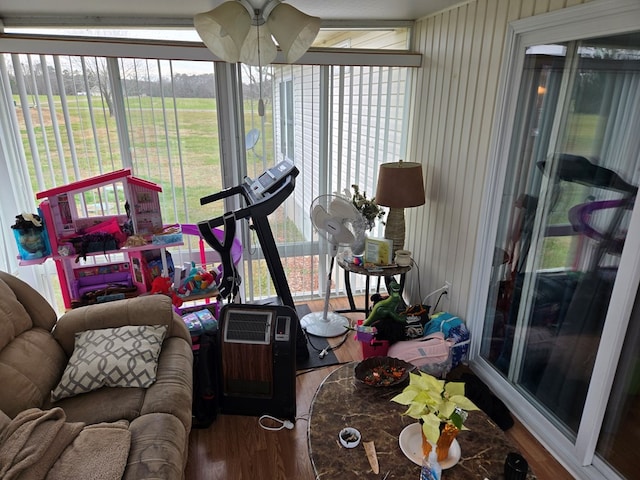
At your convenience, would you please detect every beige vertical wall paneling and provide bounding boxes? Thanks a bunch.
[407,8,440,306]
[404,0,587,315]
[549,0,568,11]
[465,1,510,311]
[534,0,552,15]
[447,4,476,309]
[425,12,446,300]
[520,0,537,17]
[454,0,496,314]
[411,18,430,250]
[443,6,476,312]
[408,12,436,306]
[425,13,444,299]
[434,10,456,298]
[404,19,427,297]
[456,0,489,315]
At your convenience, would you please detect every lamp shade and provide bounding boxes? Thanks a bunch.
[194,2,251,63]
[267,3,321,63]
[239,24,278,66]
[375,161,426,208]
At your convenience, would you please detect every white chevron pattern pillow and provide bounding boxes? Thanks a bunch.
[51,324,167,402]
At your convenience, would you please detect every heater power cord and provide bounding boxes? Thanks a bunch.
[258,414,308,431]
[302,327,349,358]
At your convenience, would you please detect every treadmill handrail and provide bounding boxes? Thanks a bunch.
[197,170,297,230]
[199,184,244,206]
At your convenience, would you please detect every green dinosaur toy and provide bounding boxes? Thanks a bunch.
[363,280,405,326]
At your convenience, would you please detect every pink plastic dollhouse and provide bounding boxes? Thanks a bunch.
[36,169,181,309]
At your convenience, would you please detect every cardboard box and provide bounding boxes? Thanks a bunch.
[364,237,393,265]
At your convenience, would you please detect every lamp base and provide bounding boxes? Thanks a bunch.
[384,207,405,253]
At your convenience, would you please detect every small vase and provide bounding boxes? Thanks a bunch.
[436,423,460,462]
[418,419,433,458]
[420,423,432,457]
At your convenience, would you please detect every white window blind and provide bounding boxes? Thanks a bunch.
[1,36,412,309]
[242,63,409,302]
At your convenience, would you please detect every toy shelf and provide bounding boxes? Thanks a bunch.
[179,290,220,303]
[17,257,48,266]
[33,169,179,309]
[49,241,184,261]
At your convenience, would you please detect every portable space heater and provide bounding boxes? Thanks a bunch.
[217,303,297,421]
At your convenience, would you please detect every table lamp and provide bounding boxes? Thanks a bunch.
[375,160,425,253]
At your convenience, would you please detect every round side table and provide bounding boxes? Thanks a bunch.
[336,257,411,314]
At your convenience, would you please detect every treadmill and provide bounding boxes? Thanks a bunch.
[197,160,309,361]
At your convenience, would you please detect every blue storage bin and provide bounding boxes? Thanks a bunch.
[13,227,51,260]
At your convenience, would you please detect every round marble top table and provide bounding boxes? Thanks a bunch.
[307,362,536,480]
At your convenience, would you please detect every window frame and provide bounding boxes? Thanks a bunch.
[0,32,421,66]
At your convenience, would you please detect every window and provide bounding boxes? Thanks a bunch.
[241,62,410,302]
[1,51,224,309]
[482,36,640,432]
[1,30,415,311]
[3,53,223,221]
[279,79,294,160]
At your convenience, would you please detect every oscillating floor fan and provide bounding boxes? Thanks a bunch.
[301,194,367,337]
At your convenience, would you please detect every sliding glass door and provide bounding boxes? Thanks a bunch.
[479,28,640,478]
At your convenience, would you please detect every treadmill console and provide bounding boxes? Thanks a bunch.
[247,160,296,198]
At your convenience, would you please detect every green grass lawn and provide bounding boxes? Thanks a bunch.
[16,92,305,302]
[17,93,275,226]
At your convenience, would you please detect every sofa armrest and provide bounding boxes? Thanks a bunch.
[124,413,187,480]
[0,271,57,332]
[53,295,191,357]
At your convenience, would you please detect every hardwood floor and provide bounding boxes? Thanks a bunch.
[184,297,574,480]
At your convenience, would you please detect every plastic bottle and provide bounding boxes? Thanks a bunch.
[420,451,442,480]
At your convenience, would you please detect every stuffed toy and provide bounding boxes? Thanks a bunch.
[150,276,183,307]
[177,262,216,297]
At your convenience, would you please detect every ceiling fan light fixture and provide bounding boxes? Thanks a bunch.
[239,23,278,66]
[195,0,320,65]
[267,3,321,63]
[194,2,252,63]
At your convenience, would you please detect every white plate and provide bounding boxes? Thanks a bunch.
[398,423,461,469]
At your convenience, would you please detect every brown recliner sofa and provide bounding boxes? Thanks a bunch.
[0,270,193,479]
